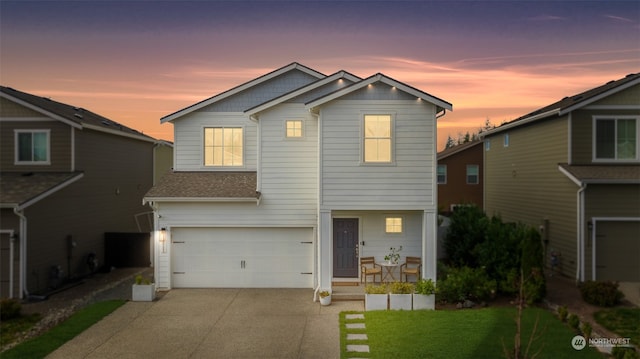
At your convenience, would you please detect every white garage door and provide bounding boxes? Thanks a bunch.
[171,227,314,288]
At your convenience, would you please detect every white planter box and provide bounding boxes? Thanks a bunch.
[365,293,388,311]
[412,294,435,310]
[132,284,156,302]
[389,294,412,310]
[319,295,331,306]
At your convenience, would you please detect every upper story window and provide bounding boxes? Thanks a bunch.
[204,127,243,166]
[504,134,510,147]
[285,120,303,138]
[466,165,479,184]
[437,164,447,184]
[15,129,50,165]
[385,217,403,233]
[485,139,491,151]
[594,117,638,161]
[363,114,392,163]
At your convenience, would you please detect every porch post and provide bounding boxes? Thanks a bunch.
[422,210,437,281]
[318,210,332,290]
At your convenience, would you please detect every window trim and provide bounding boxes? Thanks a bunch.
[202,126,245,168]
[592,116,639,163]
[385,216,404,234]
[361,112,395,165]
[437,164,447,184]
[503,133,510,147]
[466,164,479,185]
[14,129,51,165]
[284,119,304,139]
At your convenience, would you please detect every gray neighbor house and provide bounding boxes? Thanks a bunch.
[0,86,160,299]
[482,73,640,284]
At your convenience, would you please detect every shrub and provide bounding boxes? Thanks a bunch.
[390,281,414,294]
[568,313,580,330]
[0,298,22,320]
[415,278,436,295]
[519,226,546,304]
[558,305,568,322]
[437,266,496,303]
[579,280,624,307]
[365,284,388,294]
[474,217,520,294]
[443,205,488,267]
[581,322,592,338]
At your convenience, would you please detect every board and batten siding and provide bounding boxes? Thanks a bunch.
[484,117,578,278]
[172,112,257,171]
[319,100,437,211]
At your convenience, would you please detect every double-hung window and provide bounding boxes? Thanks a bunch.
[363,114,392,163]
[594,117,638,161]
[466,165,479,184]
[204,127,243,166]
[285,120,303,138]
[15,129,50,164]
[437,164,447,184]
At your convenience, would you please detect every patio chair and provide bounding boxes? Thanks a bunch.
[360,257,382,285]
[400,256,422,282]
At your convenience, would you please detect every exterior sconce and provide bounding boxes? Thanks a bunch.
[160,228,167,253]
[587,220,593,232]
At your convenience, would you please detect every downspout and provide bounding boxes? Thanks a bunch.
[576,183,587,283]
[310,110,322,302]
[13,207,28,298]
[436,109,447,120]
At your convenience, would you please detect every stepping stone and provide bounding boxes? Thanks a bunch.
[346,323,365,329]
[346,344,370,353]
[347,333,368,340]
[346,314,364,320]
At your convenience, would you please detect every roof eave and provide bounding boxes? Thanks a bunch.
[143,197,259,203]
[16,172,85,210]
[0,92,83,129]
[559,76,640,116]
[481,108,561,138]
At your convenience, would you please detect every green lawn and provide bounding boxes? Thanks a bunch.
[594,308,640,346]
[1,300,125,359]
[341,308,604,359]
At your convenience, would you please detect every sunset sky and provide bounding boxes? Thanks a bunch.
[1,1,639,150]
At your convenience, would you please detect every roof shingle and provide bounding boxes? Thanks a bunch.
[144,172,259,200]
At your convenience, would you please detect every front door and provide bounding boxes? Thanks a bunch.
[333,218,358,277]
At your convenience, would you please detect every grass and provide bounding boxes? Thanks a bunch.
[594,308,640,346]
[1,300,125,359]
[0,312,42,350]
[341,307,604,359]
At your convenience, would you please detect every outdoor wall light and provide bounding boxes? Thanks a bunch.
[587,220,593,232]
[160,227,167,253]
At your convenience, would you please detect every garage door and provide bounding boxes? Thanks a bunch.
[596,221,640,281]
[171,227,314,288]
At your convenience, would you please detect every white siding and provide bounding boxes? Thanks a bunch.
[319,100,437,210]
[172,112,257,171]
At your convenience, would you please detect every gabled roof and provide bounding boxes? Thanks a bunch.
[144,171,260,202]
[305,73,453,113]
[0,172,84,210]
[559,163,640,185]
[161,62,326,123]
[483,73,640,137]
[244,70,361,116]
[0,86,155,142]
[437,140,483,161]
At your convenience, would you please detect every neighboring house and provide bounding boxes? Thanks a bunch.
[0,86,157,298]
[153,140,173,185]
[144,62,452,296]
[482,73,640,283]
[437,140,483,213]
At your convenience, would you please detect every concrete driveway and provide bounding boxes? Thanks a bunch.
[47,289,363,359]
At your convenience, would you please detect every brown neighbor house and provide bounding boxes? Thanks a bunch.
[437,140,484,214]
[0,86,159,299]
[481,73,640,284]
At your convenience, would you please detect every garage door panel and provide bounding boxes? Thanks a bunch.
[171,227,313,288]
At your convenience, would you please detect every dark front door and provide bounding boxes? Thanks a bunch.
[333,218,358,277]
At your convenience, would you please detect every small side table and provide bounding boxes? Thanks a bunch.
[378,262,399,282]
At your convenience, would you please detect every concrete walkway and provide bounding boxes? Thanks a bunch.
[47,289,363,359]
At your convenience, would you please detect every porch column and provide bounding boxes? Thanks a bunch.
[318,210,332,290]
[422,210,437,281]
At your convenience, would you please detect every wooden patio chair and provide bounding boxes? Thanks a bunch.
[400,256,422,282]
[360,257,382,285]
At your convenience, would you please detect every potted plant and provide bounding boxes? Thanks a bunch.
[413,278,436,310]
[384,246,403,264]
[365,283,388,311]
[319,290,332,306]
[389,281,414,310]
[132,274,156,302]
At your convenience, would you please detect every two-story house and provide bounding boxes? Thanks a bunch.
[0,86,157,299]
[144,63,452,301]
[437,140,484,214]
[482,73,640,283]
